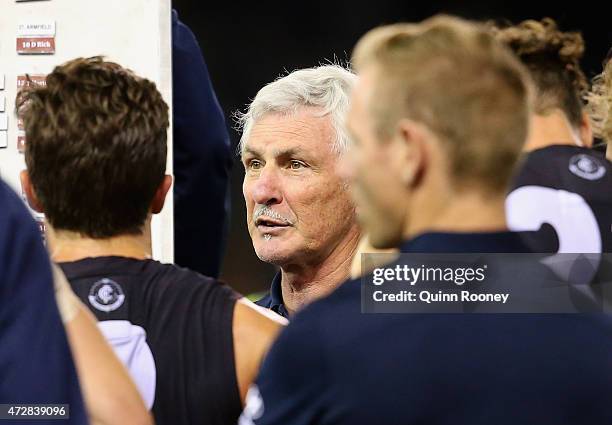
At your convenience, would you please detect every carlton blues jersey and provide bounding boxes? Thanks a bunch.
[59,256,241,425]
[507,145,612,253]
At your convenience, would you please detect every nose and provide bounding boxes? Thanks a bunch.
[247,166,283,206]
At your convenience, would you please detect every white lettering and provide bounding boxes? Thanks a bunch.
[460,291,509,304]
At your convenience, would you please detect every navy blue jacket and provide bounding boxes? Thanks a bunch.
[172,11,232,278]
[242,231,612,425]
[0,180,88,424]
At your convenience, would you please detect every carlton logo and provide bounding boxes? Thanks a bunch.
[88,278,126,313]
[568,154,606,181]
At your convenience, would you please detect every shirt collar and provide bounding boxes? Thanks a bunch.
[266,272,289,318]
[268,272,283,307]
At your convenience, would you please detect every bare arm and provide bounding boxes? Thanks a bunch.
[53,265,154,425]
[233,298,287,403]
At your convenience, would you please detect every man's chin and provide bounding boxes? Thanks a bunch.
[255,250,293,266]
[253,239,296,266]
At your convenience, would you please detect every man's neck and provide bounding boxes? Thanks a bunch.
[403,190,508,241]
[525,111,584,152]
[279,227,360,316]
[48,225,152,263]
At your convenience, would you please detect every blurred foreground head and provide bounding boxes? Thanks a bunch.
[344,15,533,248]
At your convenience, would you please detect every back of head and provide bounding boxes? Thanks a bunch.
[352,15,533,193]
[18,56,169,238]
[586,52,612,146]
[491,18,587,130]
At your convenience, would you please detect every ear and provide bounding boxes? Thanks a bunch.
[19,170,44,213]
[151,175,173,214]
[395,119,429,188]
[579,111,593,148]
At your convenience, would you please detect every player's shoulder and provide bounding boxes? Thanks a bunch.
[0,180,37,232]
[0,179,19,210]
[516,145,611,190]
[63,256,238,303]
[0,180,49,292]
[136,259,239,300]
[142,259,217,284]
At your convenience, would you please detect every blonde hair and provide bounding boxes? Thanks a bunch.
[586,55,612,145]
[352,15,533,192]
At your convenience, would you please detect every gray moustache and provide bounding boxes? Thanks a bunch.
[253,206,294,225]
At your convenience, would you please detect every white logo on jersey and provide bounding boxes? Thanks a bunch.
[239,385,264,425]
[88,278,125,312]
[98,321,156,409]
[568,154,606,181]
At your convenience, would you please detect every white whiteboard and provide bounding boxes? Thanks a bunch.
[0,0,173,262]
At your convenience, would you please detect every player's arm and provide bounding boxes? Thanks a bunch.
[233,298,287,403]
[53,266,153,425]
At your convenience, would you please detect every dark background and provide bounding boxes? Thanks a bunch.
[171,0,612,296]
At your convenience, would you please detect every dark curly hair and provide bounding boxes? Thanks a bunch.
[490,18,588,128]
[16,56,169,238]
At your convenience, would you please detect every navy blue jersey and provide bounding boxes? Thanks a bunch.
[172,10,232,278]
[241,232,612,425]
[507,145,612,253]
[0,180,88,424]
[60,256,240,425]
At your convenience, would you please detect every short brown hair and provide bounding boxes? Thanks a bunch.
[491,18,587,128]
[17,56,169,238]
[352,15,533,193]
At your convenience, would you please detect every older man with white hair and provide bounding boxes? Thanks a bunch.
[238,65,360,318]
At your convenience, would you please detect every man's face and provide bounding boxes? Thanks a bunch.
[342,70,409,249]
[242,107,356,267]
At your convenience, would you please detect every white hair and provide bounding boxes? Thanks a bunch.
[236,64,357,156]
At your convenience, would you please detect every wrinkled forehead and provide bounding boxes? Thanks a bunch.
[242,108,336,159]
